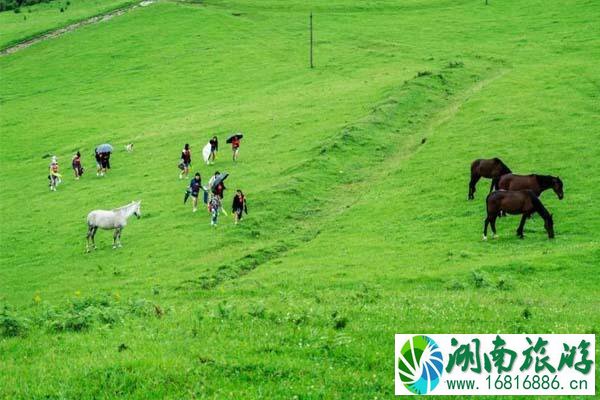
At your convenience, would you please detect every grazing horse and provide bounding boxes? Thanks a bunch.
[483,190,554,240]
[468,158,512,200]
[86,201,142,252]
[498,174,563,199]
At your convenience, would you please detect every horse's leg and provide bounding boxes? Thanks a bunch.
[483,216,490,240]
[113,228,119,249]
[469,173,480,200]
[85,225,94,252]
[117,228,123,248]
[516,214,528,239]
[492,179,505,217]
[91,227,98,249]
[490,215,498,239]
[86,226,92,252]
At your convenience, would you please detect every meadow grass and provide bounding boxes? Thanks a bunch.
[0,0,136,50]
[0,0,599,398]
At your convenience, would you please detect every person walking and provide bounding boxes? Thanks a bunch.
[231,135,241,162]
[207,171,220,211]
[186,172,206,213]
[232,190,248,224]
[95,148,103,176]
[48,156,62,191]
[104,151,111,171]
[179,143,192,179]
[72,151,83,180]
[100,153,109,175]
[208,171,219,191]
[213,180,226,200]
[208,195,222,226]
[209,136,218,164]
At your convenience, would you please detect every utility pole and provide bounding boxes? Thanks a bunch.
[309,12,314,68]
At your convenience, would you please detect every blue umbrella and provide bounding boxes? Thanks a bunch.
[212,173,229,188]
[97,143,113,153]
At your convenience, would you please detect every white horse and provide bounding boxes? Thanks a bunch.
[86,201,141,252]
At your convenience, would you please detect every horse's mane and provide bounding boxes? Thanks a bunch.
[494,157,512,174]
[113,202,136,211]
[535,174,554,188]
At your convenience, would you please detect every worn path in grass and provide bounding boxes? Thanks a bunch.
[0,0,145,51]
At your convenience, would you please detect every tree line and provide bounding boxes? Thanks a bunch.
[1,0,60,12]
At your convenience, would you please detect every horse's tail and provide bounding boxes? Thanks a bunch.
[485,191,496,213]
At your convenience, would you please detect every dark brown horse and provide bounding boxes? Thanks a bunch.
[483,190,554,240]
[498,174,563,199]
[468,158,512,200]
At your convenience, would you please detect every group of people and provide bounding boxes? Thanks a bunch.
[209,134,242,163]
[47,133,248,227]
[94,148,112,176]
[178,134,243,180]
[47,147,113,191]
[180,134,247,226]
[47,152,84,191]
[185,170,248,226]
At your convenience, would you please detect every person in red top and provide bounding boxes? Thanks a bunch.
[214,181,226,199]
[72,151,83,180]
[231,136,241,162]
[179,143,191,179]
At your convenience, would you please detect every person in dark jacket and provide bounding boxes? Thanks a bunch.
[189,172,206,212]
[99,152,109,175]
[185,172,206,212]
[232,190,248,224]
[209,136,218,164]
[95,148,103,176]
[104,151,111,171]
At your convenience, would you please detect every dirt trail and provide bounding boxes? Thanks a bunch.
[0,1,155,56]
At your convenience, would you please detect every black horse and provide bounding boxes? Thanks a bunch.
[498,174,563,199]
[468,158,512,200]
[483,190,554,240]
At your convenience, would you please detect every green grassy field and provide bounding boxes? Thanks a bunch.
[0,0,135,50]
[1,0,599,398]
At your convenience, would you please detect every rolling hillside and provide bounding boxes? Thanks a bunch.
[0,0,136,50]
[1,0,599,398]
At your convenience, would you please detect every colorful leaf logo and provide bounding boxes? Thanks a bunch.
[397,335,444,394]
